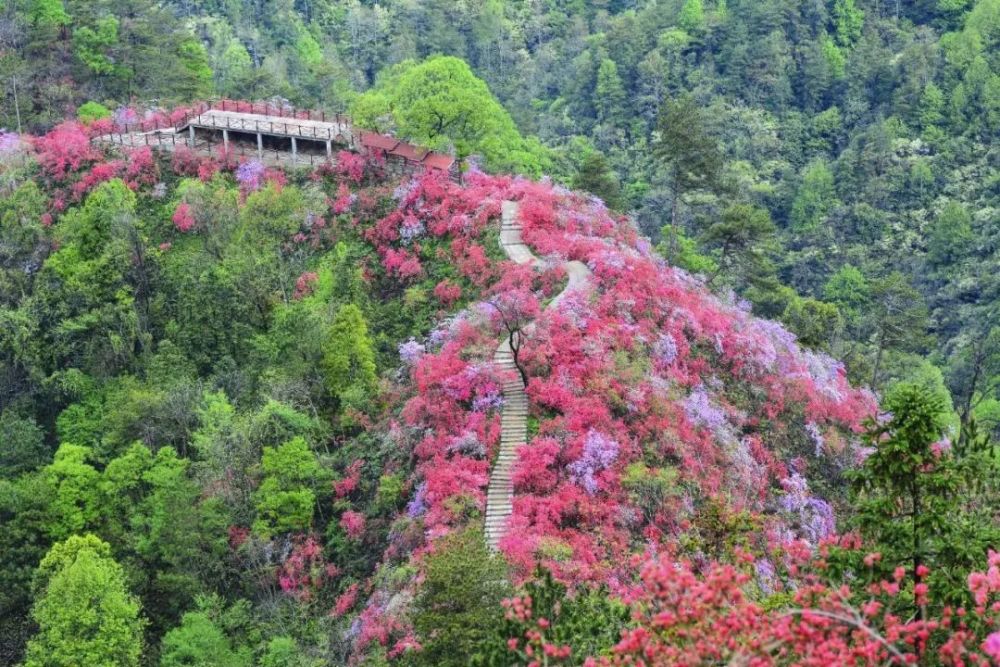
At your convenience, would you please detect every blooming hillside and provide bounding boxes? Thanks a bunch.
[23,120,1000,665]
[392,172,875,572]
[343,168,879,655]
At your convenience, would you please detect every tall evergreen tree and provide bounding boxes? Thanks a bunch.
[653,94,723,259]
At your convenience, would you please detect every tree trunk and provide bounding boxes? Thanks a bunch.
[871,330,886,390]
[11,75,21,133]
[509,330,528,387]
[668,191,680,262]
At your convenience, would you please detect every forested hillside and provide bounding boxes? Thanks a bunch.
[2,0,1000,665]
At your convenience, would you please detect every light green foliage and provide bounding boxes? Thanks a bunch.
[595,59,626,125]
[374,473,405,514]
[295,31,324,68]
[41,443,101,540]
[928,201,974,266]
[159,611,246,667]
[261,636,316,667]
[678,0,705,34]
[132,446,227,570]
[323,303,378,409]
[35,179,144,380]
[177,39,214,100]
[940,0,1000,133]
[27,0,69,27]
[351,56,550,175]
[919,82,946,129]
[100,443,154,543]
[77,101,111,123]
[25,535,145,667]
[217,40,254,97]
[253,437,321,537]
[73,17,120,76]
[832,0,864,47]
[657,224,718,276]
[823,265,869,327]
[790,159,837,233]
[821,36,846,79]
[410,527,511,666]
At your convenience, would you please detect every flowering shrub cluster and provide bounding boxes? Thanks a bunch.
[0,130,21,155]
[327,169,886,659]
[498,545,1000,666]
[235,159,266,191]
[8,121,891,660]
[276,535,337,601]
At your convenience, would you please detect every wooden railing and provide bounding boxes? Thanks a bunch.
[97,99,461,180]
[185,111,355,146]
[109,99,349,136]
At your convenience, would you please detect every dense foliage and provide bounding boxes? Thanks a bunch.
[2,0,1000,664]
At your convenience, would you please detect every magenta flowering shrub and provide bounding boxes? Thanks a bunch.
[341,169,873,634]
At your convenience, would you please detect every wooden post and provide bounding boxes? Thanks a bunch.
[189,125,195,147]
[257,133,263,159]
[291,137,297,165]
[222,129,229,151]
[326,140,332,159]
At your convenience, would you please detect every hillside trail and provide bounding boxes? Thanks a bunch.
[485,200,591,550]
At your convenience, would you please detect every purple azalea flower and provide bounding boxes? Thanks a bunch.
[568,429,619,495]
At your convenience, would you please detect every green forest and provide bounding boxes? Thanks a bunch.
[1,0,1000,665]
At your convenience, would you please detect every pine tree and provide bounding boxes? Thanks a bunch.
[848,383,1000,608]
[653,94,723,258]
[594,58,626,126]
[572,151,623,210]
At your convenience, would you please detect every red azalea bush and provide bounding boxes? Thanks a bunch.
[33,121,99,181]
[345,171,879,659]
[500,545,1000,666]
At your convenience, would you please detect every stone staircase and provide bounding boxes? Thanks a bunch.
[484,341,528,548]
[485,200,591,550]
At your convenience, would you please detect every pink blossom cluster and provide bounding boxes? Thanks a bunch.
[499,546,1000,666]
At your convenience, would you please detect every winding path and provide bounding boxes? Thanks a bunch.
[485,201,592,550]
